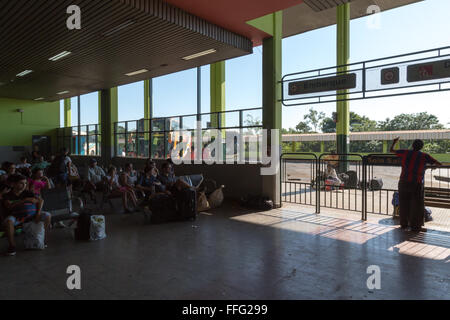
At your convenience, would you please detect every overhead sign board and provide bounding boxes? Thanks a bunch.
[381,67,399,85]
[288,73,357,96]
[407,58,450,83]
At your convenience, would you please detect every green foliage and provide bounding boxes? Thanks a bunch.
[378,112,444,131]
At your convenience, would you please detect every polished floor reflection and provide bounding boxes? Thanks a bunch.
[0,202,449,300]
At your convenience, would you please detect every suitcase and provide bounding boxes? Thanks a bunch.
[176,188,198,221]
[148,194,178,224]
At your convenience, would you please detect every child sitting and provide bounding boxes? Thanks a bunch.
[28,168,51,197]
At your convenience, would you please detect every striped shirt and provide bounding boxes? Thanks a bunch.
[395,150,437,184]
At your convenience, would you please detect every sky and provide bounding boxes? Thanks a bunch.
[62,0,450,130]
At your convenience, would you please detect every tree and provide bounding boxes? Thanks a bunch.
[321,112,377,133]
[303,108,325,133]
[378,112,444,131]
[295,121,312,133]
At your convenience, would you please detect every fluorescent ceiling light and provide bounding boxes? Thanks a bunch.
[57,91,70,95]
[102,20,136,37]
[34,97,45,101]
[125,69,149,76]
[16,70,33,77]
[182,49,216,61]
[49,51,72,61]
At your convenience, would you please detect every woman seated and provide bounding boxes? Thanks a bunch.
[106,166,138,214]
[325,164,342,186]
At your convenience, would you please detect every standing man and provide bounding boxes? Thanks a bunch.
[390,138,442,232]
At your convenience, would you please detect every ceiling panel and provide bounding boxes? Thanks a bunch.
[0,0,252,101]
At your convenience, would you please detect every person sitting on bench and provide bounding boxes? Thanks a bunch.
[325,164,342,186]
[106,166,138,214]
[85,159,106,199]
[136,165,164,199]
[2,174,51,256]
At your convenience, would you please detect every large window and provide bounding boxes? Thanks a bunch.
[118,81,144,122]
[114,108,263,163]
[153,68,197,118]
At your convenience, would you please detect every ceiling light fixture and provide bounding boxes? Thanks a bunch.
[102,20,136,37]
[182,49,217,61]
[57,91,70,95]
[34,97,45,101]
[125,69,149,76]
[49,51,72,61]
[16,70,33,77]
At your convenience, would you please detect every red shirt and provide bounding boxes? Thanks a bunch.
[395,150,437,184]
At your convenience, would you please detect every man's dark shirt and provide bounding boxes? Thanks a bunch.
[395,150,438,184]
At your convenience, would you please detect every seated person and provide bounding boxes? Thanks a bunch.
[16,157,32,170]
[123,163,138,187]
[136,165,165,199]
[106,166,138,214]
[85,159,106,197]
[68,162,83,190]
[0,183,11,221]
[28,168,51,198]
[31,156,51,171]
[158,162,192,194]
[2,174,51,256]
[325,164,342,186]
[0,162,16,184]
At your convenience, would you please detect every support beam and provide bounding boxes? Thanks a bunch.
[336,3,350,171]
[64,98,71,127]
[144,79,153,157]
[262,11,282,207]
[210,61,225,128]
[100,87,118,165]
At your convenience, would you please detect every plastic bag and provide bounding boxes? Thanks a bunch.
[197,192,211,212]
[90,215,106,241]
[208,186,225,209]
[23,221,45,250]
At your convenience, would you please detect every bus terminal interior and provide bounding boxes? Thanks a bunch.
[0,0,449,300]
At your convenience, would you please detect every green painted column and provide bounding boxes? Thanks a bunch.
[100,87,118,165]
[320,141,325,154]
[64,98,71,127]
[210,61,225,128]
[337,3,350,171]
[144,79,152,156]
[382,140,388,154]
[98,92,102,125]
[262,11,282,207]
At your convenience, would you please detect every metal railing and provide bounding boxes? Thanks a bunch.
[280,153,449,221]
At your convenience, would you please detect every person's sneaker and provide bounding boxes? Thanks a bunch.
[6,246,16,256]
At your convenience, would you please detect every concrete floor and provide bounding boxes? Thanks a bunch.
[0,201,449,300]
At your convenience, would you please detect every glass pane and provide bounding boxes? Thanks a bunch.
[151,119,165,132]
[224,111,239,128]
[116,134,126,157]
[71,136,78,155]
[182,116,197,130]
[166,117,180,131]
[64,127,73,136]
[201,114,211,129]
[137,119,148,133]
[88,125,97,135]
[88,135,97,156]
[126,133,137,157]
[127,121,137,133]
[116,122,126,134]
[80,92,99,125]
[97,135,102,156]
[242,109,262,128]
[79,135,88,156]
[137,133,149,158]
[151,133,165,159]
